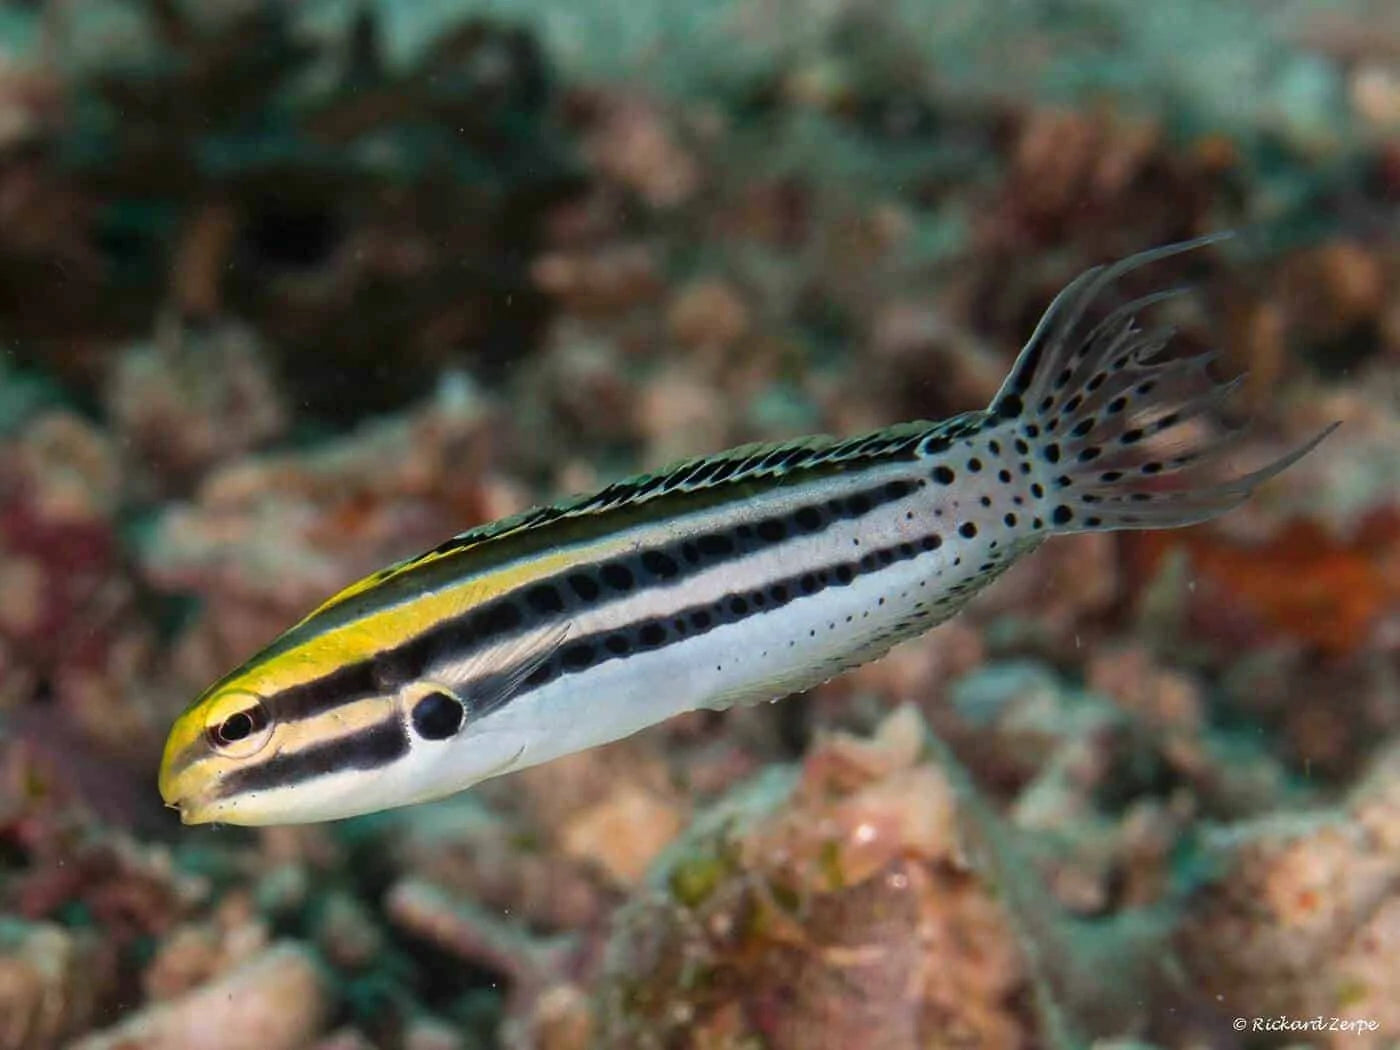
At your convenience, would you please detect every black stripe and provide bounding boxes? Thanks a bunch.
[268,475,928,725]
[464,527,950,697]
[276,662,381,723]
[291,424,950,637]
[217,718,409,799]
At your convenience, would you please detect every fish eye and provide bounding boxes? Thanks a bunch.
[204,695,273,758]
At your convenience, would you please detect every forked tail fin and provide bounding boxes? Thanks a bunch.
[989,234,1337,532]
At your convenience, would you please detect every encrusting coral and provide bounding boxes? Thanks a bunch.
[597,707,1035,1050]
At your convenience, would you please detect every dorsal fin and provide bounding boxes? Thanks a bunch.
[302,419,960,620]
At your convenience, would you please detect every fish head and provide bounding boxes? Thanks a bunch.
[158,655,535,826]
[159,679,281,825]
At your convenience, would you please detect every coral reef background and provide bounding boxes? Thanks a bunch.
[0,1,1397,1048]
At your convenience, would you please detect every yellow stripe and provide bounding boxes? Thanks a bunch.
[267,695,397,760]
[250,540,630,696]
[163,534,639,768]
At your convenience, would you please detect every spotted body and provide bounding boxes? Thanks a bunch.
[158,236,1334,825]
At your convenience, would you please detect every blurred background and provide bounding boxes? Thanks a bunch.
[0,1,1397,1048]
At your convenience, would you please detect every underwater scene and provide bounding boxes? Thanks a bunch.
[1,1,1398,1048]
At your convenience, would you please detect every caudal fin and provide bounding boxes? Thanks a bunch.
[989,234,1337,532]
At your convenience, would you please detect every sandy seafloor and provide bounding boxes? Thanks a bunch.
[0,2,1398,1048]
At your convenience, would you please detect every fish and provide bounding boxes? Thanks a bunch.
[157,234,1336,825]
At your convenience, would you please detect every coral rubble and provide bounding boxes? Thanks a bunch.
[0,1,1395,1048]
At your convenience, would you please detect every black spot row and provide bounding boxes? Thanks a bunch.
[276,474,936,727]
[479,476,930,631]
[497,525,950,691]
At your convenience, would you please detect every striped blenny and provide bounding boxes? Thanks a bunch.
[158,236,1334,825]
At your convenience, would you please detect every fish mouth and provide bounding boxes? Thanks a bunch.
[171,797,218,825]
[159,774,217,826]
[171,784,226,824]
